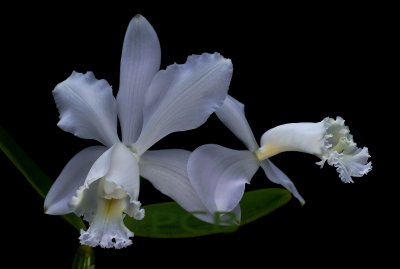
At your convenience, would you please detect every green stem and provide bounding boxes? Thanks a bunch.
[71,245,95,269]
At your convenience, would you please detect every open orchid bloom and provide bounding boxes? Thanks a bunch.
[257,117,372,183]
[188,96,371,220]
[44,15,233,248]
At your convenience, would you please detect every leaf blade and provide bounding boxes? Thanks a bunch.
[126,188,291,238]
[0,126,86,231]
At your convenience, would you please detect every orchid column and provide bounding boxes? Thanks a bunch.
[44,15,233,249]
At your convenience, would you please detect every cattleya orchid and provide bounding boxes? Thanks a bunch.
[256,117,372,183]
[44,15,233,248]
[188,96,371,218]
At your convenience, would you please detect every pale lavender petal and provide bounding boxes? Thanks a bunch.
[260,159,305,205]
[188,144,259,213]
[117,15,161,144]
[134,53,233,155]
[53,71,119,147]
[140,149,212,222]
[216,95,258,151]
[44,146,107,215]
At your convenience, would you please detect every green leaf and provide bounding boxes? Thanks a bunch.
[61,214,86,232]
[240,188,291,226]
[126,188,291,238]
[0,126,86,231]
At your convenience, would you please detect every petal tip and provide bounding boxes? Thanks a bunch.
[129,14,151,27]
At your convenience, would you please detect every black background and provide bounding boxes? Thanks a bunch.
[1,3,396,268]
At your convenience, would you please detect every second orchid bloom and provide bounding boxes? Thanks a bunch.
[188,96,371,218]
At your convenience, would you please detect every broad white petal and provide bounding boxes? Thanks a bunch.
[216,95,259,151]
[117,14,161,144]
[188,144,259,213]
[260,159,305,205]
[44,146,107,215]
[257,121,325,160]
[53,71,119,147]
[134,53,233,154]
[140,149,212,222]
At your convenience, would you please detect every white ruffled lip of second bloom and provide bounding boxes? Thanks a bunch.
[257,117,372,183]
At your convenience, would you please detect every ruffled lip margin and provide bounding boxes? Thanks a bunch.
[317,117,372,183]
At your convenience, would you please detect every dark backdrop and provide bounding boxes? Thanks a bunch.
[1,3,395,268]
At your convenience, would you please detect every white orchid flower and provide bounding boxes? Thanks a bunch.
[188,96,371,220]
[257,117,372,183]
[44,15,233,249]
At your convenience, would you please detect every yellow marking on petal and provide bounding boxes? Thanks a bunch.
[255,145,285,161]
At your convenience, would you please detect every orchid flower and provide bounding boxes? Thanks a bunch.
[257,117,372,183]
[188,96,371,220]
[44,15,233,249]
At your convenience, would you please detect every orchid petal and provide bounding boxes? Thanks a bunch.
[85,143,140,204]
[326,147,372,183]
[216,95,259,151]
[318,117,372,183]
[258,117,372,184]
[71,143,143,221]
[258,121,325,160]
[69,143,142,249]
[134,53,233,154]
[44,146,107,215]
[75,177,135,249]
[79,195,133,249]
[117,14,161,144]
[53,71,119,147]
[188,144,259,214]
[140,149,214,223]
[260,159,305,205]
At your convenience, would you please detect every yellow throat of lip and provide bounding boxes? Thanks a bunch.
[255,145,285,161]
[98,197,127,220]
